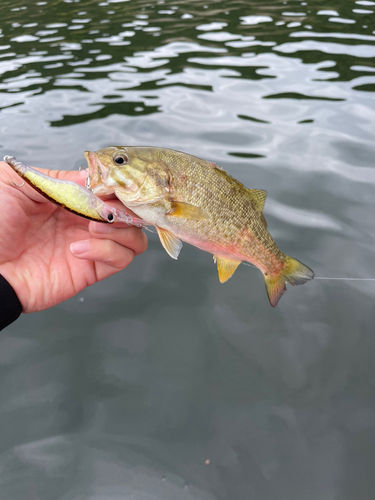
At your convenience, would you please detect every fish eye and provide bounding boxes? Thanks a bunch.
[107,212,115,223]
[113,153,128,165]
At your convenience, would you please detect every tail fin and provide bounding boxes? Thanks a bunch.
[264,256,314,307]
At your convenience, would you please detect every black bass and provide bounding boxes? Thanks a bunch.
[84,147,314,307]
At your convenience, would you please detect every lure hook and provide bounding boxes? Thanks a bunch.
[12,179,25,188]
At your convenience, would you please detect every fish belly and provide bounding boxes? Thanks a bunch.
[133,202,282,274]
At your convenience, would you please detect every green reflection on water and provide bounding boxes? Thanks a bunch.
[1,0,375,499]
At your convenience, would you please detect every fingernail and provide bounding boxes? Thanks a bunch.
[70,240,91,255]
[92,222,114,234]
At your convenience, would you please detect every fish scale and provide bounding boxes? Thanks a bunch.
[153,149,281,259]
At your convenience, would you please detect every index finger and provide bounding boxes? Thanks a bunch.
[2,160,89,204]
[33,166,88,186]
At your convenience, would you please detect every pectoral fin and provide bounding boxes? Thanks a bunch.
[167,201,208,220]
[214,255,241,283]
[156,227,183,260]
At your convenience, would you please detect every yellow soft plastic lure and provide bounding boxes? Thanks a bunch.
[4,155,145,226]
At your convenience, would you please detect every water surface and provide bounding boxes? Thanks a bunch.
[1,0,375,498]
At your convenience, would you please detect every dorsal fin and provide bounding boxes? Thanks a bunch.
[260,213,268,229]
[249,189,267,212]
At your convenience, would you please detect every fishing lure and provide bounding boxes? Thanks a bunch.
[3,155,146,227]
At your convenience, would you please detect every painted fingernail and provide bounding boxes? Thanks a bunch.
[70,240,91,255]
[92,222,114,234]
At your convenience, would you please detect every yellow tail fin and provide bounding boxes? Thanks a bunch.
[264,256,314,307]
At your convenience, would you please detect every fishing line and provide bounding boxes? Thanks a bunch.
[314,277,375,281]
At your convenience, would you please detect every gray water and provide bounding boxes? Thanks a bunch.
[1,0,375,498]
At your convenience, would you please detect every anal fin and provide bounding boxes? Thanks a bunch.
[156,227,183,260]
[214,255,241,283]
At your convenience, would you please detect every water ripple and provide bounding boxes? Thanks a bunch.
[1,1,375,498]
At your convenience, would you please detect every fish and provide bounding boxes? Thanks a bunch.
[84,146,314,307]
[3,155,146,227]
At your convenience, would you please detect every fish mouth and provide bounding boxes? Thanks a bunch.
[83,151,114,196]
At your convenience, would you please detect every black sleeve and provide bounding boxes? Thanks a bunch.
[0,274,22,330]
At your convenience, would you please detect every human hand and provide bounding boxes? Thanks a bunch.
[0,161,148,313]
